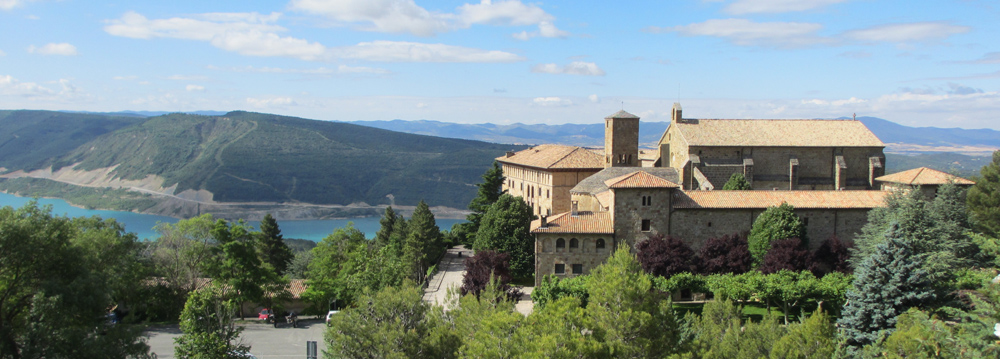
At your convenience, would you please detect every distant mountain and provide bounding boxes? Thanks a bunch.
[61,110,229,117]
[0,110,522,210]
[349,119,670,148]
[352,117,999,154]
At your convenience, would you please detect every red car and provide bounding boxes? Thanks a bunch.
[258,308,273,321]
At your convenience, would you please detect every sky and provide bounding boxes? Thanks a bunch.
[1,0,999,129]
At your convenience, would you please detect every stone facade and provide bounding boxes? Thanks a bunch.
[535,233,615,284]
[501,163,599,216]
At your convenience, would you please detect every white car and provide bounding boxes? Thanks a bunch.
[325,310,340,325]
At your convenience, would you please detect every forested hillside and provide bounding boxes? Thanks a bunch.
[0,110,522,209]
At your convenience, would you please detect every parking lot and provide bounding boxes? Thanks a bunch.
[145,319,327,358]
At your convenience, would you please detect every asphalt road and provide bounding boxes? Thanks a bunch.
[145,319,327,359]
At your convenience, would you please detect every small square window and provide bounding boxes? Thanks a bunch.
[555,264,565,274]
[641,219,651,232]
[572,264,583,274]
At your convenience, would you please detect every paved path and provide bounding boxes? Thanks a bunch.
[145,319,327,359]
[423,245,470,310]
[423,245,535,315]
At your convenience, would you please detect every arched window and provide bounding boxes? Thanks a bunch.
[596,238,606,249]
[556,238,565,249]
[570,238,579,249]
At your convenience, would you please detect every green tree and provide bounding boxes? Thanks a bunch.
[463,161,505,246]
[211,219,284,320]
[302,224,367,309]
[0,202,151,359]
[474,194,535,278]
[968,150,1000,237]
[748,203,806,265]
[770,309,836,359]
[257,213,293,275]
[151,214,219,293]
[375,206,401,247]
[586,243,679,358]
[174,285,249,359]
[325,282,449,359]
[722,172,752,190]
[838,226,935,355]
[517,296,608,358]
[403,200,442,283]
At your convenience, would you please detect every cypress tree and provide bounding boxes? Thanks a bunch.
[838,224,935,354]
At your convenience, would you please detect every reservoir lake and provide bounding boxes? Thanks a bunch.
[0,192,465,241]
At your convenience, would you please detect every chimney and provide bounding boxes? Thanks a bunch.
[505,150,515,158]
[672,102,683,124]
[571,200,579,216]
[539,215,548,228]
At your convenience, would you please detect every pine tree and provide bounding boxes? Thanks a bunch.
[463,161,505,246]
[403,200,441,282]
[838,224,935,354]
[968,150,1000,237]
[257,213,293,275]
[474,193,536,278]
[748,203,806,266]
[374,206,400,248]
[722,172,752,190]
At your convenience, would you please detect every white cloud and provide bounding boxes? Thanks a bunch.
[532,97,573,106]
[724,0,848,14]
[105,12,522,63]
[290,0,568,38]
[512,21,569,40]
[844,22,970,43]
[588,94,599,103]
[167,75,209,81]
[247,96,295,108]
[27,43,77,56]
[215,65,391,75]
[0,74,54,96]
[113,75,138,81]
[655,19,831,48]
[331,41,523,63]
[532,61,605,76]
[186,84,205,92]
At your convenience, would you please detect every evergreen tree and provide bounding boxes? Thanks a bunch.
[968,150,1000,237]
[748,203,806,266]
[473,194,536,278]
[770,309,837,359]
[257,213,293,275]
[375,206,399,248]
[404,200,441,283]
[587,243,679,358]
[464,161,505,245]
[211,219,281,320]
[838,225,935,355]
[722,172,752,190]
[174,285,249,359]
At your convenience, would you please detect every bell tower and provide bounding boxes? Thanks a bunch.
[604,110,640,168]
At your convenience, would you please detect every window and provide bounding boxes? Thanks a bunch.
[555,263,565,274]
[547,189,550,199]
[596,238,606,249]
[572,264,583,274]
[569,238,579,249]
[641,219,651,232]
[556,238,565,249]
[642,195,652,206]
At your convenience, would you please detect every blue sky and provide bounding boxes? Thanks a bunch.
[1,0,998,129]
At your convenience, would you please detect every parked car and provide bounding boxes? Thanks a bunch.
[325,310,340,325]
[258,308,272,322]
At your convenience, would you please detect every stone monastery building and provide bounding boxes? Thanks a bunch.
[497,104,974,286]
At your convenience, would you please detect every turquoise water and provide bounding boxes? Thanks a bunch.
[0,192,465,241]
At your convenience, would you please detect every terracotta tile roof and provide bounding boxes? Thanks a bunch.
[876,167,976,186]
[595,191,614,208]
[572,167,681,195]
[671,119,884,147]
[672,190,889,209]
[496,144,603,170]
[605,171,681,189]
[531,211,613,234]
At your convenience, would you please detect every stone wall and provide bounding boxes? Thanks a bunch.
[605,117,640,167]
[667,207,871,251]
[502,164,599,216]
[612,187,672,249]
[535,233,615,286]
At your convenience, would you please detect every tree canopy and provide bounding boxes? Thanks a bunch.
[473,193,535,278]
[748,203,806,265]
[967,150,1000,237]
[721,172,752,190]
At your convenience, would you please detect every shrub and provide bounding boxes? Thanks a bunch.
[636,234,698,277]
[810,236,853,276]
[759,238,812,274]
[698,232,752,274]
[460,250,521,301]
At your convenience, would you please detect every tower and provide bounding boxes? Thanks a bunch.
[604,110,640,168]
